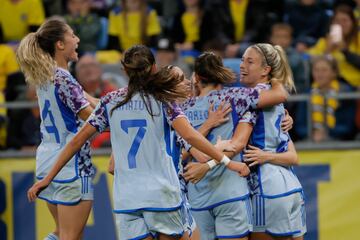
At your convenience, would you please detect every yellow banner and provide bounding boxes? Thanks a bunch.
[0,150,359,240]
[299,150,360,240]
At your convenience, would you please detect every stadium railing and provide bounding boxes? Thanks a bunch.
[1,92,360,158]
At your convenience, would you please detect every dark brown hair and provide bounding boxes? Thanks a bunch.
[148,65,188,104]
[110,45,188,116]
[194,52,235,85]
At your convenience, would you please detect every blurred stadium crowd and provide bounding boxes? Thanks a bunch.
[0,0,360,151]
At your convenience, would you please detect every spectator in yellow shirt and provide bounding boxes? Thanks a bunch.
[355,0,360,31]
[200,0,249,57]
[171,0,205,51]
[0,0,45,43]
[310,56,356,142]
[308,4,360,88]
[107,0,161,52]
[0,44,20,148]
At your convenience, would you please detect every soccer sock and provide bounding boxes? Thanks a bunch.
[44,233,59,240]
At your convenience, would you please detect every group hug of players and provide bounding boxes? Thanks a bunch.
[19,19,306,240]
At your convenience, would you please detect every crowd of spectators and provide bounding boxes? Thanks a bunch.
[1,0,360,150]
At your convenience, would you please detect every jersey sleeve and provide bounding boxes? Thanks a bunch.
[177,135,192,152]
[87,101,110,133]
[230,87,260,116]
[253,83,273,108]
[163,102,188,126]
[254,83,269,91]
[56,75,90,114]
[239,109,257,125]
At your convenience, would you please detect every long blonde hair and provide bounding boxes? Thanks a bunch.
[251,43,295,92]
[16,19,68,86]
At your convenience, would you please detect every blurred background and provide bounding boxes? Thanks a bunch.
[0,0,359,239]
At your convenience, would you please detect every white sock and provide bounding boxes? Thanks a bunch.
[44,233,59,240]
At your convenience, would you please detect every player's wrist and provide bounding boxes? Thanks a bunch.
[206,159,217,169]
[200,121,213,133]
[220,155,231,166]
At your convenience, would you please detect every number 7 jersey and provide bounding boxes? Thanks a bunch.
[88,88,186,213]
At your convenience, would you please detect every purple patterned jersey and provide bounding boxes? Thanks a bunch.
[88,88,188,212]
[181,87,259,124]
[88,87,186,132]
[54,68,94,177]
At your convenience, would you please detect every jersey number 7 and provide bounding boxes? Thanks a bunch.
[120,119,147,169]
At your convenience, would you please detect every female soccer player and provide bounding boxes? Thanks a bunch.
[16,19,96,240]
[183,44,305,240]
[241,44,306,240]
[27,45,246,240]
[180,51,288,240]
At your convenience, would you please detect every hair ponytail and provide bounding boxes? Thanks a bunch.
[194,52,235,85]
[16,19,68,86]
[110,64,188,116]
[147,65,188,104]
[273,45,295,92]
[16,33,56,86]
[252,44,295,92]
